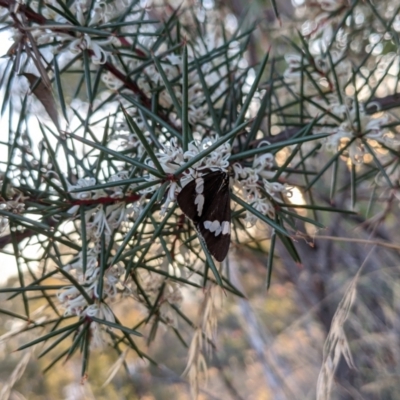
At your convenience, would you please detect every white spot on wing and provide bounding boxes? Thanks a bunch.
[214,225,222,236]
[195,178,204,194]
[195,194,204,215]
[221,221,230,235]
[204,220,222,236]
[210,220,220,232]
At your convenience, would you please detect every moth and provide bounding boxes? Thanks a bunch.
[177,170,231,262]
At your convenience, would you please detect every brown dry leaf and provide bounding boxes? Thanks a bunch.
[22,73,60,130]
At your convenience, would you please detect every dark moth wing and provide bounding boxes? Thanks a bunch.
[177,171,231,262]
[196,175,231,262]
[177,176,199,221]
[177,171,229,223]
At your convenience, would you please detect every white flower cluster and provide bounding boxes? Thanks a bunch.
[145,135,290,225]
[95,19,242,137]
[104,31,236,130]
[57,275,119,350]
[111,116,151,151]
[144,136,231,216]
[284,52,350,96]
[57,172,136,347]
[317,0,349,12]
[66,173,132,238]
[289,0,349,40]
[69,34,119,65]
[59,246,123,315]
[233,151,290,225]
[27,0,144,64]
[284,52,396,164]
[139,271,183,327]
[0,185,27,233]
[297,0,387,54]
[321,104,395,164]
